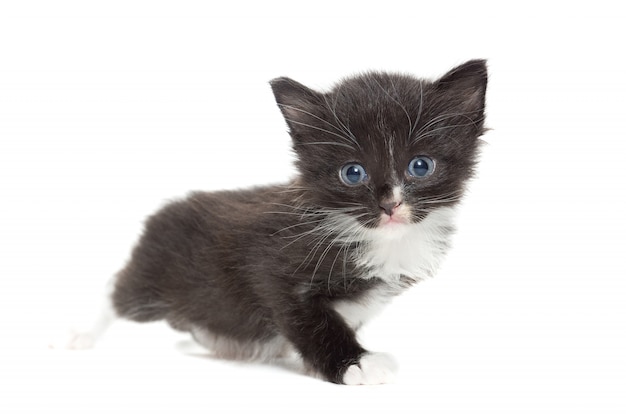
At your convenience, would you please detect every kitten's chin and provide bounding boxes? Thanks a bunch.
[372,213,414,241]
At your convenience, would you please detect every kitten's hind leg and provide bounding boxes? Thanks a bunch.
[49,279,117,350]
[190,327,293,362]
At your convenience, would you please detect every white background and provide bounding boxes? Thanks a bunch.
[1,1,625,416]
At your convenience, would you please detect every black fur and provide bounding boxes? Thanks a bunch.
[112,60,488,383]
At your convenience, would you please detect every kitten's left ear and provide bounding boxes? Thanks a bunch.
[435,59,488,125]
[270,77,324,133]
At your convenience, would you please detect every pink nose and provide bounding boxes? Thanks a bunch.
[379,201,401,216]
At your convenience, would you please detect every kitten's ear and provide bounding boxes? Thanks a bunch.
[434,59,488,123]
[270,77,324,131]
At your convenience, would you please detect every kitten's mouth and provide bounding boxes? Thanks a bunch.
[380,213,409,227]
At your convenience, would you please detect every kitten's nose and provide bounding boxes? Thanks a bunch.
[379,201,401,216]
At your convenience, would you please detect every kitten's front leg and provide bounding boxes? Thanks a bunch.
[280,299,396,384]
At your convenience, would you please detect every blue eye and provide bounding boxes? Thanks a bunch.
[408,156,435,178]
[340,163,367,185]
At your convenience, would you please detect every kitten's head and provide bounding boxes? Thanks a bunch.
[270,60,487,230]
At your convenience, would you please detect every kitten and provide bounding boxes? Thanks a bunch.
[64,60,488,385]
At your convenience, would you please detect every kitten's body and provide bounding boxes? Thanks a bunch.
[114,185,455,359]
[66,61,488,385]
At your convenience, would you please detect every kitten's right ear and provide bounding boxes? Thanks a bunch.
[270,77,324,130]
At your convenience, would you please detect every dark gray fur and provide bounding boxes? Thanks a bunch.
[112,60,488,383]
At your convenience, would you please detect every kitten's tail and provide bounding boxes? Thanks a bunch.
[49,279,118,350]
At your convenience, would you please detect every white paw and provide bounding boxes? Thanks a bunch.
[343,352,397,385]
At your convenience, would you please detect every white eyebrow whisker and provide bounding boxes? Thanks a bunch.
[412,112,477,144]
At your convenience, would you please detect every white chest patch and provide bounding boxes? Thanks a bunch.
[333,286,393,329]
[357,207,456,286]
[333,207,457,329]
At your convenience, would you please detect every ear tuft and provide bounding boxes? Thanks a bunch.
[270,78,326,140]
[435,59,488,117]
[438,59,488,86]
[270,77,318,105]
[270,77,323,124]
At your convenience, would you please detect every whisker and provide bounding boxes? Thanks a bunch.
[410,80,425,138]
[278,104,349,138]
[293,141,356,150]
[276,209,365,250]
[370,76,414,142]
[325,231,357,291]
[419,197,462,205]
[270,219,325,236]
[322,96,361,148]
[313,219,366,289]
[413,122,477,145]
[418,190,465,205]
[284,119,358,151]
[287,212,370,280]
[324,86,362,150]
[412,112,477,143]
[298,227,340,279]
[271,186,309,194]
